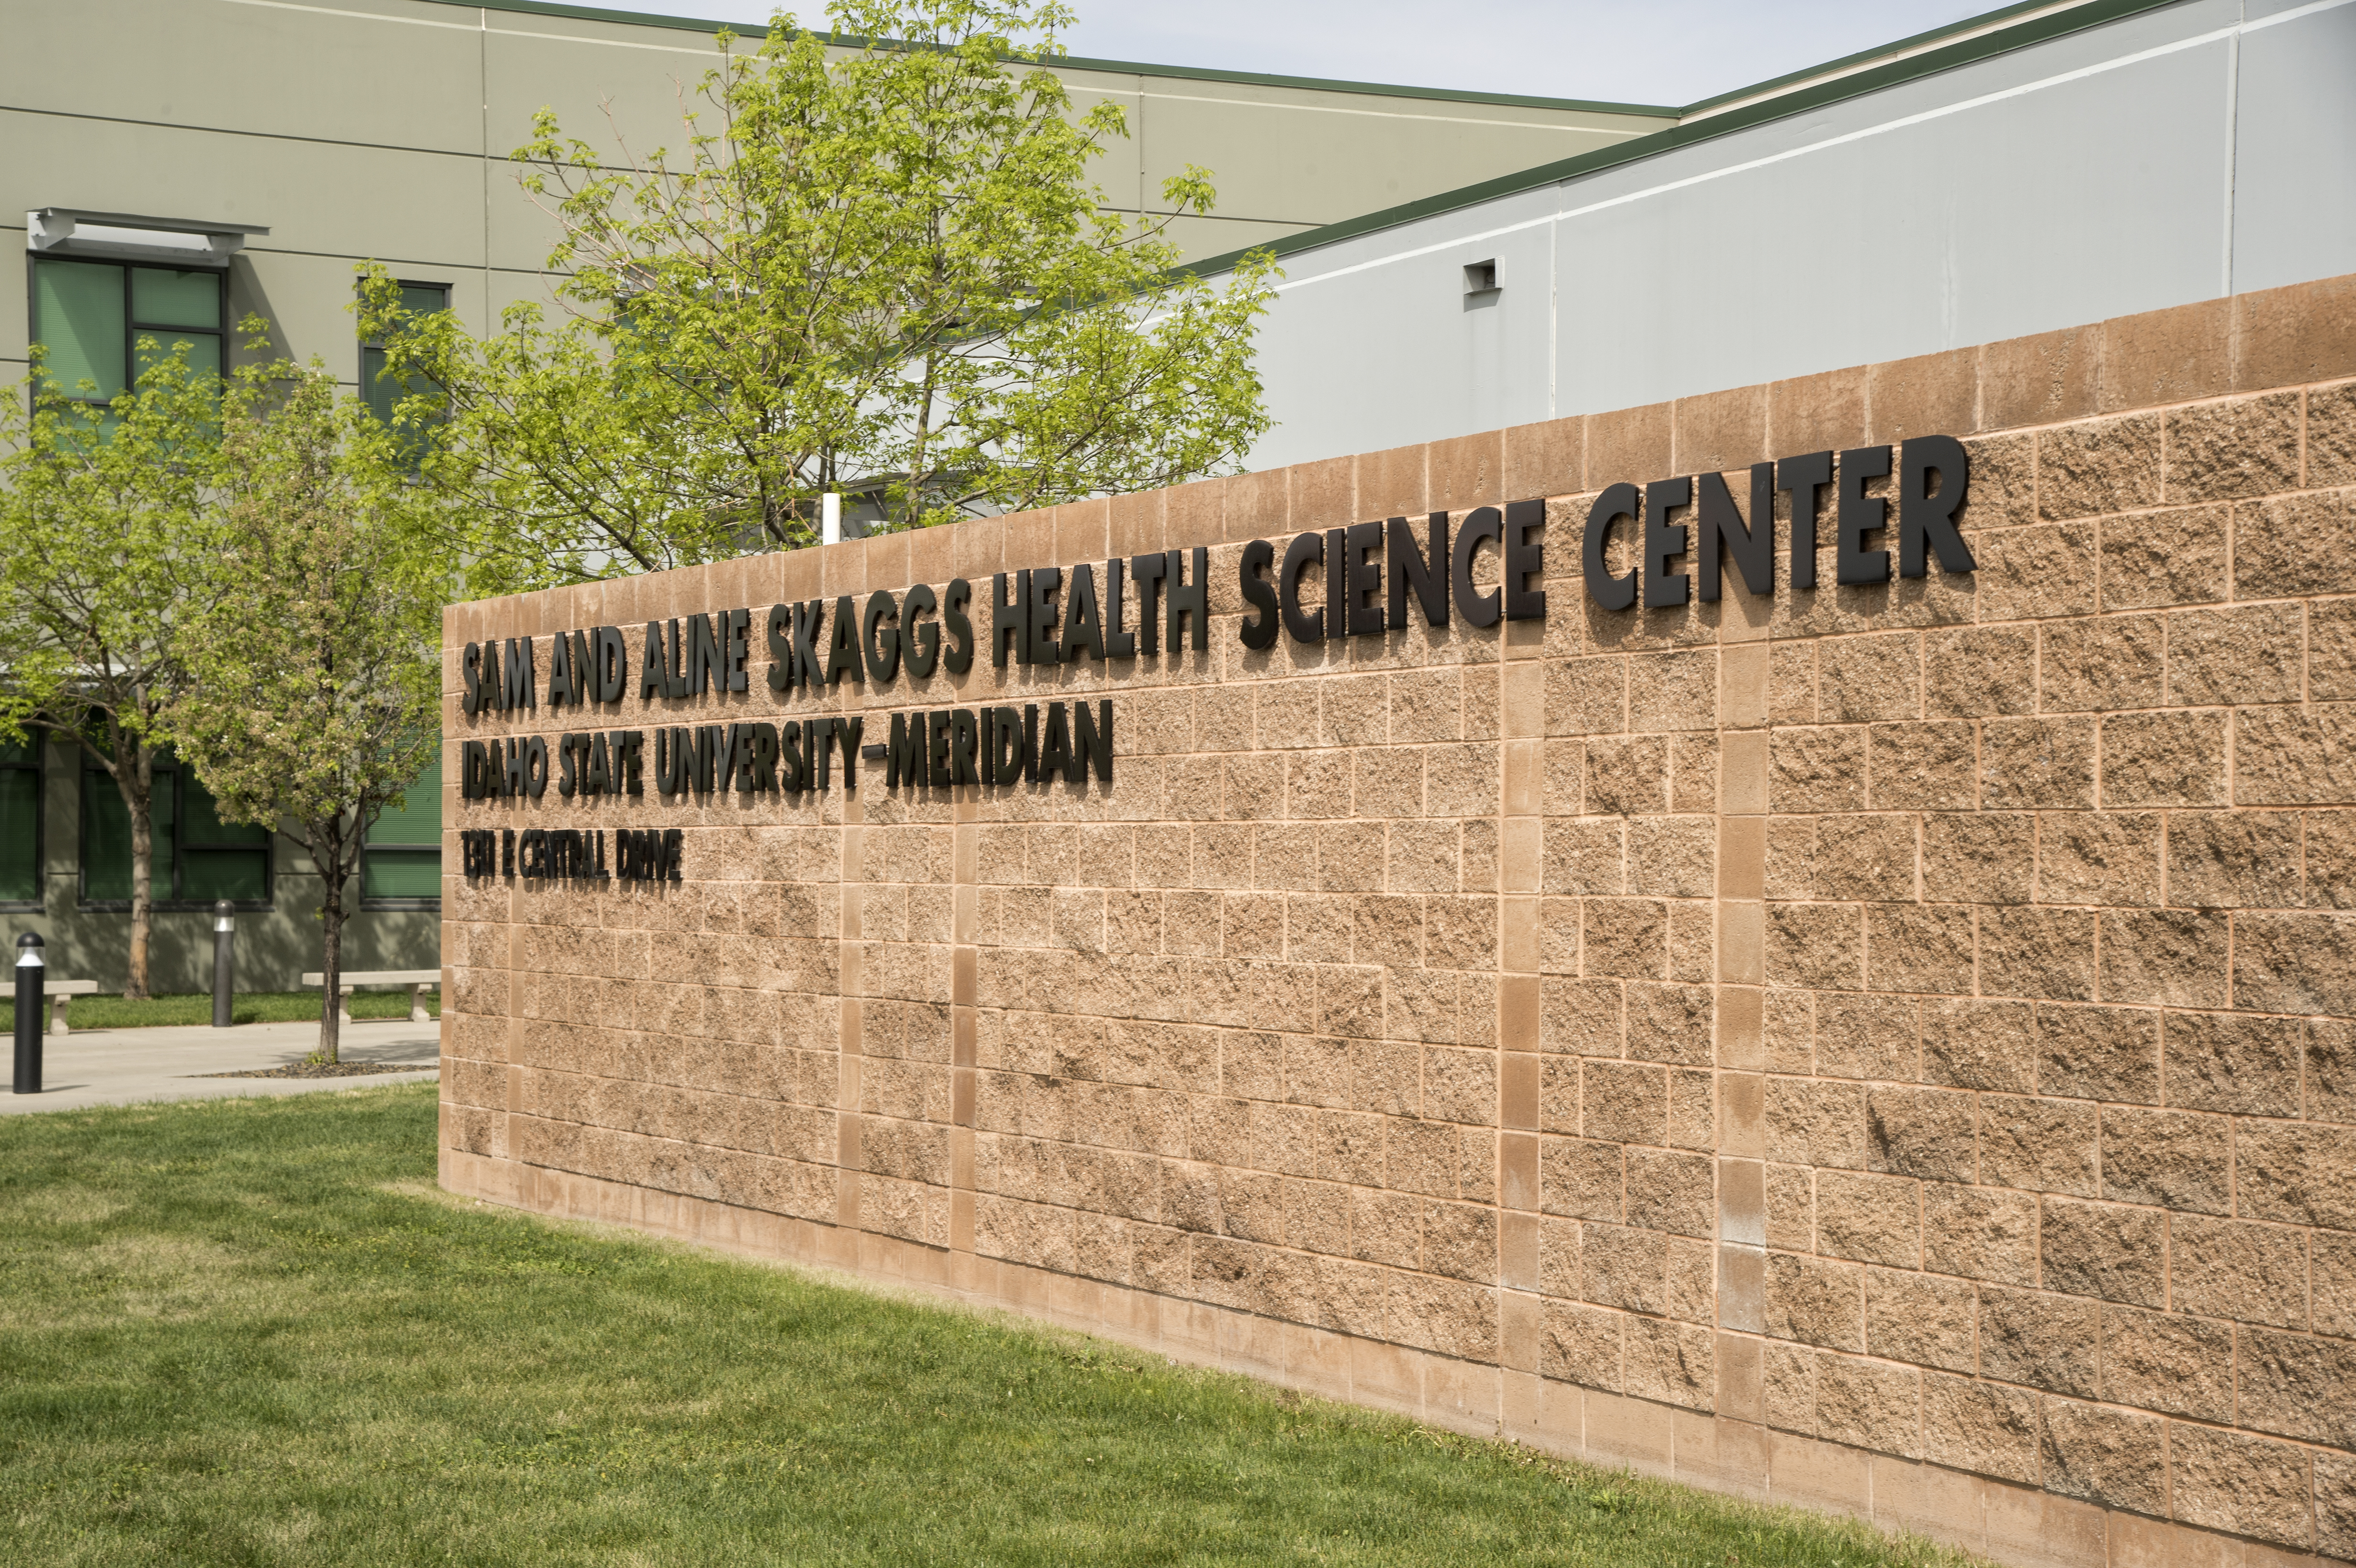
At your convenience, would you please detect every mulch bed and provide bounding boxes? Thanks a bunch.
[199,1062,438,1079]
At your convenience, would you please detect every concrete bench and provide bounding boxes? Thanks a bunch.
[301,969,440,1024]
[0,979,101,1035]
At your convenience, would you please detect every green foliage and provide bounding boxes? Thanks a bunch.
[1,335,446,1011]
[59,989,441,1031]
[164,359,449,1060]
[360,0,1277,596]
[0,342,226,996]
[0,1086,1991,1568]
[0,349,213,757]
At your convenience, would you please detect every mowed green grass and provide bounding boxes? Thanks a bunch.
[0,1086,1985,1567]
[61,989,440,1031]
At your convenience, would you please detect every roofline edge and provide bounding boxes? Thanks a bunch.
[1170,0,2189,283]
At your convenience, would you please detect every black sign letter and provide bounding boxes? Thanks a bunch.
[1583,484,1640,611]
[1644,478,1691,609]
[1899,435,1975,577]
[1837,446,1893,586]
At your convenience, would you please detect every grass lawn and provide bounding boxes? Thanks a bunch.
[0,1086,1986,1567]
[61,989,441,1031]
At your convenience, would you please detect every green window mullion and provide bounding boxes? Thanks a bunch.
[33,258,130,402]
[364,756,441,903]
[158,770,180,903]
[363,850,441,900]
[130,267,226,392]
[362,344,396,426]
[362,282,450,433]
[0,744,39,906]
[178,766,269,904]
[80,763,173,904]
[134,330,223,385]
[180,849,269,903]
[131,267,223,330]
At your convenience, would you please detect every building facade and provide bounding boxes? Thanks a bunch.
[19,0,2341,993]
[13,0,2354,1559]
[0,0,1672,991]
[1208,0,2356,472]
[440,270,2356,1568]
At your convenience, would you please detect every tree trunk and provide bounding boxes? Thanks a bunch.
[120,743,155,1001]
[316,859,344,1065]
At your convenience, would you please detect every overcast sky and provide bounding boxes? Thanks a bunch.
[603,0,1997,106]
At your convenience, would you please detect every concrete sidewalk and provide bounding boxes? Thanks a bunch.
[1,1018,438,1114]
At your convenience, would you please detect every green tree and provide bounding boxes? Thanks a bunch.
[360,0,1276,595]
[168,363,447,1062]
[0,348,218,999]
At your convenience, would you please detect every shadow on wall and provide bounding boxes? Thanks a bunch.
[41,887,436,994]
[227,257,292,364]
[1462,258,1499,314]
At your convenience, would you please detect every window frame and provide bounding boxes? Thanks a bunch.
[76,754,275,913]
[0,736,44,913]
[359,278,451,429]
[359,761,443,913]
[28,256,229,408]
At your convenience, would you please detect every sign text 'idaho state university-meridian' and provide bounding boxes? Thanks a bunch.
[452,437,1971,877]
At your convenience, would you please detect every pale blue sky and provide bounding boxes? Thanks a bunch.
[598,0,1998,106]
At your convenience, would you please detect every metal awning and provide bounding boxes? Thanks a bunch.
[26,208,270,269]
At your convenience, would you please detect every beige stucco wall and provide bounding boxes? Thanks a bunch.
[0,0,1670,374]
[0,0,1667,983]
[438,270,2356,1568]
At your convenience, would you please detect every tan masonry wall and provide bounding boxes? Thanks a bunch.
[440,272,2356,1568]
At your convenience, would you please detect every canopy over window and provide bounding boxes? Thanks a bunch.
[27,208,269,270]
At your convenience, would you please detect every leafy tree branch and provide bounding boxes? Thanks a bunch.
[360,0,1277,596]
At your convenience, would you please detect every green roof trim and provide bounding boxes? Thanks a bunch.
[431,0,1678,116]
[425,0,737,35]
[429,0,2191,282]
[1042,56,1674,118]
[1677,0,2087,116]
[1172,0,2189,281]
[438,0,2159,127]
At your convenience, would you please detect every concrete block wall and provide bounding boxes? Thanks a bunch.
[439,270,2356,1568]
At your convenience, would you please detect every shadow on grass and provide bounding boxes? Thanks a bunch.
[61,991,441,1031]
[0,1085,1991,1568]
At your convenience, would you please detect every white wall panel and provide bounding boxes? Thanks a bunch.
[1239,0,2356,473]
[2232,0,2356,294]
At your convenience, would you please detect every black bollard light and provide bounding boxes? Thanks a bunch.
[13,932,44,1096]
[211,900,236,1028]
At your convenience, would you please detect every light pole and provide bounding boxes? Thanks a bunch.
[212,900,237,1027]
[13,932,44,1095]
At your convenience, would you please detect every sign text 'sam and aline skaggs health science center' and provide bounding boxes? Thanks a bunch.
[453,436,1973,878]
